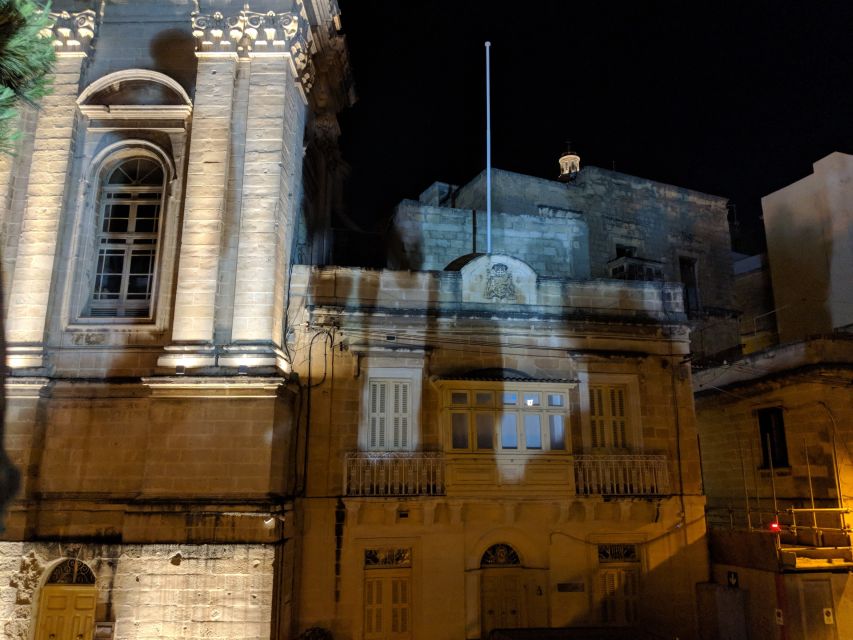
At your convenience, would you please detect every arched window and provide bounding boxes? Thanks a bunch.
[46,558,97,585]
[480,543,521,567]
[86,156,166,318]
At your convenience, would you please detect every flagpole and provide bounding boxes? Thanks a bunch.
[485,41,492,255]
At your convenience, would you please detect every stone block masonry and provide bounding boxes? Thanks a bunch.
[0,542,275,640]
[5,57,86,365]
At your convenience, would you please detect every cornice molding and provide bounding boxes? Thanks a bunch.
[43,9,97,58]
[191,2,315,92]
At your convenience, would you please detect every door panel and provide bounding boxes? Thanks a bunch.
[801,580,837,640]
[364,570,411,640]
[35,586,96,640]
[481,571,526,637]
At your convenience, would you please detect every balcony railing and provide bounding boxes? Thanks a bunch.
[345,452,445,497]
[573,454,670,496]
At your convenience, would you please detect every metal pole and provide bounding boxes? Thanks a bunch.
[804,437,817,530]
[485,41,492,255]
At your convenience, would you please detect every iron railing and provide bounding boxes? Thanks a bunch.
[345,452,445,496]
[573,454,671,496]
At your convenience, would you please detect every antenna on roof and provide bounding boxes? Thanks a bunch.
[485,41,492,254]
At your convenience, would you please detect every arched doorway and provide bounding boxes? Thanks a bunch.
[34,559,97,640]
[480,544,525,637]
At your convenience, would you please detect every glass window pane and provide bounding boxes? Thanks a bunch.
[451,391,468,405]
[501,414,518,449]
[97,250,124,276]
[451,413,469,449]
[549,415,566,450]
[523,392,540,407]
[547,393,564,407]
[475,413,493,449]
[475,392,493,407]
[133,204,160,233]
[502,392,517,406]
[104,204,130,232]
[126,275,151,297]
[524,414,542,449]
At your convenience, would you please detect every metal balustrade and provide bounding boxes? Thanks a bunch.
[573,454,671,496]
[345,452,445,496]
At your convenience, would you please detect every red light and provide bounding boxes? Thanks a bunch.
[769,521,781,532]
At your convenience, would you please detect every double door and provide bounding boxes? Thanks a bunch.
[481,570,526,637]
[34,585,96,640]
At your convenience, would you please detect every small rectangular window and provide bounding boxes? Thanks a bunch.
[501,414,518,449]
[547,393,564,407]
[475,413,494,449]
[678,256,700,315]
[758,407,788,468]
[502,392,518,406]
[451,391,468,405]
[475,391,493,407]
[549,415,566,450]
[523,392,540,407]
[524,414,542,449]
[451,413,469,449]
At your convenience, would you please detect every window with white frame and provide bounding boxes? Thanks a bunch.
[85,156,166,318]
[367,379,413,450]
[445,384,570,453]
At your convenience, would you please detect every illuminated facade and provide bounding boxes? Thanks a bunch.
[0,2,739,640]
[0,1,350,639]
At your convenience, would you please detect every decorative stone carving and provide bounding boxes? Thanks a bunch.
[43,9,97,56]
[485,263,516,301]
[192,2,315,91]
[460,254,537,305]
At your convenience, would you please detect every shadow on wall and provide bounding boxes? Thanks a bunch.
[769,203,832,341]
[150,28,198,97]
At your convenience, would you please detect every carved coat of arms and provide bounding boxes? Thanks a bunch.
[485,263,515,300]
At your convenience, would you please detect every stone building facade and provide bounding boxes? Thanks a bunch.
[0,1,350,639]
[0,2,743,640]
[694,153,853,640]
[390,167,740,361]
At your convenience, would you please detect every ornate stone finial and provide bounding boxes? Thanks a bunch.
[192,1,315,91]
[42,10,97,57]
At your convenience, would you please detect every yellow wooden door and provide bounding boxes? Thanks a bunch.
[481,571,525,637]
[364,570,412,640]
[35,585,96,640]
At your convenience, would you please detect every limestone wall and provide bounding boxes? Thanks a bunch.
[0,542,276,640]
[2,384,295,541]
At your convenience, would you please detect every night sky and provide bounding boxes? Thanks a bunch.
[335,1,853,253]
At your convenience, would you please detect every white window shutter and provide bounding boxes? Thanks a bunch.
[368,380,411,451]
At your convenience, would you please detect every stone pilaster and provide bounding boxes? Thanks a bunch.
[5,10,96,370]
[158,14,241,369]
[225,4,312,371]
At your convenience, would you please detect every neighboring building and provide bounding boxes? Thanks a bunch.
[0,3,742,640]
[694,153,853,640]
[0,2,351,639]
[761,152,853,344]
